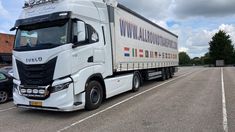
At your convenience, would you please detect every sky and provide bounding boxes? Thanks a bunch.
[1,0,235,58]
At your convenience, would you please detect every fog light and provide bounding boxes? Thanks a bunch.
[33,89,39,94]
[27,89,32,94]
[39,89,45,94]
[21,89,27,94]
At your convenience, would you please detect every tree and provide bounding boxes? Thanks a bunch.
[179,52,191,65]
[191,57,201,65]
[201,52,212,65]
[209,30,234,65]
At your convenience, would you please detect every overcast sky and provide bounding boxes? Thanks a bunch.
[1,0,235,58]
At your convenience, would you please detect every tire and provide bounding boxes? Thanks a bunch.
[166,68,170,80]
[85,81,103,110]
[132,72,141,92]
[0,90,8,103]
[160,69,166,81]
[169,68,173,78]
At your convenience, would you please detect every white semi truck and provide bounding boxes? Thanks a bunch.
[12,0,178,111]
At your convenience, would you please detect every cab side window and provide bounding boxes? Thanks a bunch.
[73,20,99,45]
[87,24,99,43]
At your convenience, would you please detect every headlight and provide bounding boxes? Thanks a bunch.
[51,82,71,93]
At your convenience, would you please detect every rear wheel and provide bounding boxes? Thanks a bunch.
[160,69,166,81]
[169,68,173,78]
[0,90,8,103]
[85,81,103,110]
[132,72,141,92]
[166,68,170,80]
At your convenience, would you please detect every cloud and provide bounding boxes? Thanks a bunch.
[0,22,15,34]
[172,0,235,18]
[175,24,235,57]
[179,47,189,52]
[219,24,235,43]
[0,1,10,19]
[0,1,24,34]
[118,0,172,19]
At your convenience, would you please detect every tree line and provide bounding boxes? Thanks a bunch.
[179,30,235,66]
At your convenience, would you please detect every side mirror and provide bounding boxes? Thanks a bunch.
[77,21,86,43]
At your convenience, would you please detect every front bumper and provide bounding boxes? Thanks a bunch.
[13,84,85,112]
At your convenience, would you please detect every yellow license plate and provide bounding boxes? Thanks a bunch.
[30,101,42,107]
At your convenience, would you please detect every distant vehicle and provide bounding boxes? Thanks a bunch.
[0,66,13,77]
[0,71,13,103]
[0,66,12,73]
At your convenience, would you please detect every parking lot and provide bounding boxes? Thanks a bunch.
[0,67,234,132]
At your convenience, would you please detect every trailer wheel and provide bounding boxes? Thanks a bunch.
[166,68,170,80]
[169,68,173,78]
[132,72,141,92]
[85,81,103,110]
[160,69,166,81]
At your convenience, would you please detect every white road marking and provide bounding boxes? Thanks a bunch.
[0,107,16,113]
[221,68,228,132]
[57,70,199,132]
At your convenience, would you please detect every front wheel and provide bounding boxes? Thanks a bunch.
[85,81,103,110]
[0,90,8,103]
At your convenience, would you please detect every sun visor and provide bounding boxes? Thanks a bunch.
[11,11,71,30]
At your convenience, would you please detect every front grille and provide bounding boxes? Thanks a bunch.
[16,57,57,85]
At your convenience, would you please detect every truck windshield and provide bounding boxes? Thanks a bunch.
[14,20,69,51]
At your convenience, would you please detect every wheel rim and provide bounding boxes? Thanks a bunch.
[134,75,140,88]
[0,91,8,103]
[90,87,100,104]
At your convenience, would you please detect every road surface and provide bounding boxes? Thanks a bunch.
[0,67,234,132]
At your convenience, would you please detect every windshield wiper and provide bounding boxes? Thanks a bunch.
[37,43,61,47]
[17,43,32,48]
[14,43,62,51]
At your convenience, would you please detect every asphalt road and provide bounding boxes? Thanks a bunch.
[0,67,234,132]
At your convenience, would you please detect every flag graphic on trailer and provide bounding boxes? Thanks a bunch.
[139,49,144,57]
[135,49,138,57]
[132,48,138,57]
[150,51,154,58]
[124,47,130,57]
[145,50,149,58]
[155,52,158,58]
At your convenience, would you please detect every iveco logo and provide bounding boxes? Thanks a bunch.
[26,57,43,63]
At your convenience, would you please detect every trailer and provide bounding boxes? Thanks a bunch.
[12,0,178,111]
